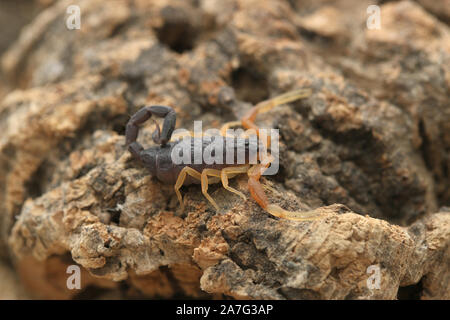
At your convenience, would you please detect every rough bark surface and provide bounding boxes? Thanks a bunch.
[0,0,449,299]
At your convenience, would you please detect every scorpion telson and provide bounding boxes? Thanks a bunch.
[125,88,320,221]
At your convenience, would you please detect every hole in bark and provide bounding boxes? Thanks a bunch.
[109,21,129,38]
[231,67,269,104]
[25,161,47,199]
[397,278,423,300]
[297,26,334,44]
[108,208,121,225]
[154,6,198,53]
[111,114,130,135]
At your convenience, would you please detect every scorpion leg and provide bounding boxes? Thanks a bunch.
[261,183,277,194]
[220,166,249,200]
[220,121,243,137]
[197,166,249,204]
[200,169,221,211]
[242,88,312,147]
[242,88,312,132]
[219,89,311,144]
[174,167,202,212]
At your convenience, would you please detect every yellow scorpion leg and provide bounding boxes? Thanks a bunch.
[174,167,202,212]
[220,121,243,137]
[200,169,222,211]
[220,89,312,146]
[220,165,249,201]
[200,166,250,208]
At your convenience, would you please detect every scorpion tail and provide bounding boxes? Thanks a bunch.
[265,204,321,221]
[248,164,321,222]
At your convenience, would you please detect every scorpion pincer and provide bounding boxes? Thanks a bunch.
[125,89,319,221]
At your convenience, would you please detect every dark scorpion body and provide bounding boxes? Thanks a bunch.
[137,137,259,185]
[125,89,320,221]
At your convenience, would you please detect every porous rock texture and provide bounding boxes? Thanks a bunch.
[0,0,449,299]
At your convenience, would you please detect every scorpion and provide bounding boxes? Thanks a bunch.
[125,88,318,221]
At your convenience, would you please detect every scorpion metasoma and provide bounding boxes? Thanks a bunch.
[125,88,319,221]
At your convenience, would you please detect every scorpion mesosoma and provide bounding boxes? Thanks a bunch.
[125,89,318,221]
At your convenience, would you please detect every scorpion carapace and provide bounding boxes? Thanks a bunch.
[125,88,320,221]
